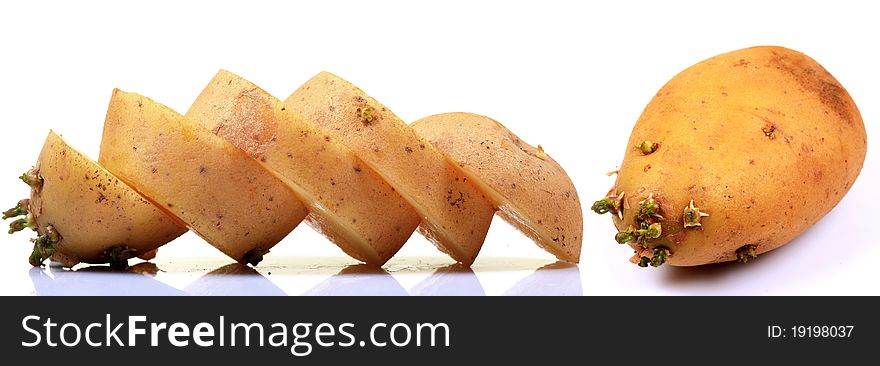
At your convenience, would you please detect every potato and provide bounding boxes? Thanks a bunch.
[286,72,496,265]
[593,46,867,267]
[186,70,420,265]
[411,113,582,263]
[11,131,186,267]
[98,89,308,264]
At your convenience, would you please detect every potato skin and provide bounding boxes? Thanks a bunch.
[611,46,866,266]
[411,112,582,263]
[29,131,186,265]
[99,89,308,263]
[186,70,421,265]
[286,72,496,265]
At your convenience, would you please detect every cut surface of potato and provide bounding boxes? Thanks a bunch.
[286,72,496,265]
[11,71,582,268]
[186,70,420,265]
[98,89,307,264]
[28,131,186,265]
[412,113,582,263]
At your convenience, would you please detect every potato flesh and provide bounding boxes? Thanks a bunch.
[612,46,867,266]
[29,131,186,265]
[98,89,307,263]
[286,72,496,265]
[185,70,420,265]
[19,72,580,267]
[411,113,582,263]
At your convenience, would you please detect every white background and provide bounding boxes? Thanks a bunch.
[0,0,877,295]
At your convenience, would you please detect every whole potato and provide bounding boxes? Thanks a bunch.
[593,46,866,267]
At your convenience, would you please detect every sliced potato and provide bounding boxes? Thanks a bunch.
[186,70,420,265]
[26,131,186,266]
[98,89,307,264]
[412,113,582,263]
[286,72,496,265]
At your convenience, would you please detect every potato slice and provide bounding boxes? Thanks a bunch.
[98,89,307,264]
[186,70,420,265]
[411,113,582,263]
[286,72,495,265]
[25,131,186,266]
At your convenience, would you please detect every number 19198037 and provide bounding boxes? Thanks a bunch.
[792,326,854,338]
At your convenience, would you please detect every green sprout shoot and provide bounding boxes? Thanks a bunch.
[736,244,758,264]
[28,225,61,267]
[637,247,671,268]
[8,217,34,234]
[591,196,615,214]
[535,145,547,160]
[44,224,60,243]
[636,193,663,221]
[638,140,659,155]
[20,168,43,190]
[359,106,374,124]
[641,222,662,239]
[3,199,29,220]
[615,226,635,244]
[29,244,47,267]
[592,192,625,219]
[683,199,710,228]
[615,222,662,247]
[635,222,662,247]
[651,247,670,267]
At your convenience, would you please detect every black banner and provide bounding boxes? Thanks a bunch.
[1,296,876,363]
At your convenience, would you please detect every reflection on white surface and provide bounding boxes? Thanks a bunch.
[410,264,484,296]
[303,265,408,296]
[26,257,583,296]
[184,264,286,296]
[30,263,186,296]
[504,262,582,296]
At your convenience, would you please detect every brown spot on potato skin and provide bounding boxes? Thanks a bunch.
[767,52,855,125]
[801,143,815,154]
